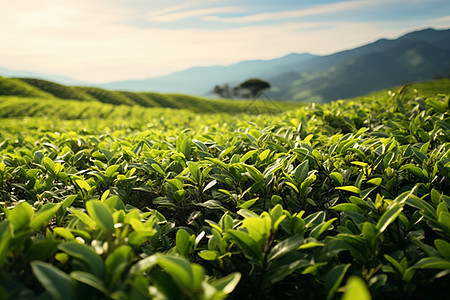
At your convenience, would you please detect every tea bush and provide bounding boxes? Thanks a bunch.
[0,82,449,299]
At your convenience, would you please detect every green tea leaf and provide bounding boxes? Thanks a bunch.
[241,214,271,246]
[228,229,262,263]
[298,241,324,250]
[176,229,193,257]
[239,198,258,209]
[290,213,306,234]
[384,254,405,274]
[203,179,217,192]
[268,235,304,262]
[198,250,220,261]
[105,245,132,287]
[367,178,382,186]
[240,150,258,163]
[155,254,193,289]
[7,202,34,232]
[167,178,184,191]
[258,149,271,161]
[245,164,264,182]
[406,195,437,221]
[401,164,427,179]
[75,179,91,191]
[31,261,74,300]
[105,165,120,177]
[151,163,165,176]
[70,209,96,229]
[434,239,450,260]
[362,222,378,248]
[336,186,361,194]
[58,241,104,277]
[86,200,114,234]
[302,262,327,275]
[0,222,11,268]
[376,203,403,233]
[326,264,351,300]
[211,272,241,294]
[330,172,343,186]
[30,202,60,231]
[331,203,363,213]
[187,161,200,181]
[309,218,337,239]
[294,160,309,183]
[71,271,109,296]
[53,228,75,240]
[129,255,157,274]
[128,230,156,247]
[176,134,192,160]
[191,263,205,290]
[42,157,56,175]
[438,211,450,235]
[413,257,450,269]
[342,276,371,300]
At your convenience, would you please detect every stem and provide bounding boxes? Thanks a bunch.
[255,252,268,299]
[254,231,276,299]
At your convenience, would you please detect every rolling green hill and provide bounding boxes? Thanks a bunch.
[363,78,450,99]
[0,76,301,115]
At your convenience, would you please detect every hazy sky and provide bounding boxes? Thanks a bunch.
[1,0,449,83]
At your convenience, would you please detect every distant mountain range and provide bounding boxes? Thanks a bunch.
[1,27,449,102]
[98,53,318,96]
[97,28,450,102]
[268,28,450,102]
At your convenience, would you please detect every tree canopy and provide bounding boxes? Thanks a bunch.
[213,78,271,99]
[238,79,271,98]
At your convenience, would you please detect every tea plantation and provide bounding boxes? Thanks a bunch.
[0,78,449,299]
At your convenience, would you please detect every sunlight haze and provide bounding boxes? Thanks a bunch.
[1,0,449,83]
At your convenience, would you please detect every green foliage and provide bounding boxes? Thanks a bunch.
[0,80,449,298]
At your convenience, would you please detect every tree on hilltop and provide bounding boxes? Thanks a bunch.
[212,78,271,99]
[238,79,271,99]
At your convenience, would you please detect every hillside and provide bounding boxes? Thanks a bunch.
[363,78,450,99]
[0,76,301,115]
[268,28,450,102]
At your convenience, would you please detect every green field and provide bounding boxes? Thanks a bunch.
[0,78,449,299]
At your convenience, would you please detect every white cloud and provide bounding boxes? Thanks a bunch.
[147,6,243,22]
[203,1,367,23]
[434,15,450,24]
[147,2,195,17]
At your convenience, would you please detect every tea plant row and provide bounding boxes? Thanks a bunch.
[0,88,449,299]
